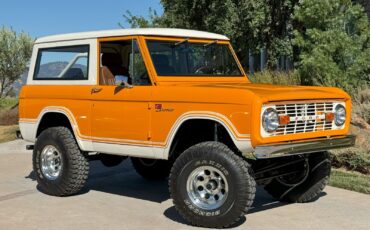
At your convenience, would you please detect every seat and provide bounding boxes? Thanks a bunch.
[100,53,129,85]
[63,68,85,80]
[151,54,175,75]
[100,66,115,85]
[102,53,128,76]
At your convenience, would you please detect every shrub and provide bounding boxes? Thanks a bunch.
[294,0,370,95]
[0,97,18,110]
[249,70,301,85]
[331,148,370,174]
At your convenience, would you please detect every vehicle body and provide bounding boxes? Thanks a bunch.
[19,28,355,228]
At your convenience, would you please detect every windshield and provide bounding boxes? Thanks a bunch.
[146,40,243,76]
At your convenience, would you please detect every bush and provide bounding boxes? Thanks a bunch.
[331,148,370,174]
[294,0,370,95]
[352,86,370,124]
[249,70,301,85]
[0,97,18,110]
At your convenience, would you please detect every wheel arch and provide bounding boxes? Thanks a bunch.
[31,108,87,150]
[166,116,252,159]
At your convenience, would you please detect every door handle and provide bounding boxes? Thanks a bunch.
[91,87,102,94]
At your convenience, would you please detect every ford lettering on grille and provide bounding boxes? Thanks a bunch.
[274,102,334,136]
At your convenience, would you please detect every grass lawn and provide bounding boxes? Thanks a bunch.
[330,168,370,195]
[0,125,19,143]
[0,98,18,110]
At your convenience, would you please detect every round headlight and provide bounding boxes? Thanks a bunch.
[334,104,346,126]
[262,108,279,133]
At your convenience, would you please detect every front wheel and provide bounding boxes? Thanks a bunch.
[169,142,256,228]
[264,152,331,203]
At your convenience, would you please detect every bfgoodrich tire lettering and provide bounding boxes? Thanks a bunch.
[264,152,331,203]
[33,127,89,196]
[169,142,256,228]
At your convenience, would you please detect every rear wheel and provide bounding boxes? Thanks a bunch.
[131,157,172,180]
[33,127,89,196]
[264,152,331,203]
[169,142,256,228]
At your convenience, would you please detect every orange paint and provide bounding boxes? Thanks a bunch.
[19,34,352,152]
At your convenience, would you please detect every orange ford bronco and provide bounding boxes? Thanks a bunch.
[19,28,355,228]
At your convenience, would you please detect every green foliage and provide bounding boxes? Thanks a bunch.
[248,70,301,85]
[330,169,370,194]
[331,147,370,174]
[0,27,33,99]
[0,97,18,110]
[160,0,298,68]
[119,8,163,28]
[122,1,298,68]
[294,0,370,95]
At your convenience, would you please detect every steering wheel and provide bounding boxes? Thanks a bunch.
[194,64,217,75]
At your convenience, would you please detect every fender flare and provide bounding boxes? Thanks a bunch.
[163,112,253,158]
[33,107,90,150]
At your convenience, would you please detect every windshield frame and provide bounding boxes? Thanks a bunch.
[142,36,249,82]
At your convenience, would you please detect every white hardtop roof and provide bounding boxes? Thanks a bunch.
[35,28,229,44]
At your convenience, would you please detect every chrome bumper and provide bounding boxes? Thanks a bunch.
[254,135,356,159]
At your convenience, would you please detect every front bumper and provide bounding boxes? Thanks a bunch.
[254,135,356,159]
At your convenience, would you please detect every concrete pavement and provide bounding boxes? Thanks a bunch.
[0,140,369,230]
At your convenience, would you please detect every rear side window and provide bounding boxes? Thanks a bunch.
[34,45,89,80]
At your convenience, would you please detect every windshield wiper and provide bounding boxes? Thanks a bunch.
[203,40,218,48]
[173,38,189,47]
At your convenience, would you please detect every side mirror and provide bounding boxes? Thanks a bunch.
[115,75,133,89]
[115,75,129,86]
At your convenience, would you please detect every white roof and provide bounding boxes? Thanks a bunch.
[35,28,229,44]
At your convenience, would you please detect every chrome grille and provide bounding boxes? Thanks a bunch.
[273,102,334,136]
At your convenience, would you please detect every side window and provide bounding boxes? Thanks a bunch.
[129,40,150,86]
[34,45,89,80]
[100,39,150,86]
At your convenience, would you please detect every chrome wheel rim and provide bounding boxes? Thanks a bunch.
[40,145,62,180]
[186,166,229,210]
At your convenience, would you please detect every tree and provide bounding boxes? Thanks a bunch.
[119,8,163,28]
[0,27,33,99]
[355,0,370,18]
[122,0,298,69]
[160,0,298,68]
[294,0,370,94]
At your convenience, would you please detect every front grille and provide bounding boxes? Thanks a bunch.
[273,102,334,136]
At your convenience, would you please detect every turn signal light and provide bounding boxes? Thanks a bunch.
[279,115,291,125]
[325,112,335,122]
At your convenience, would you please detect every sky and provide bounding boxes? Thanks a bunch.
[0,0,163,39]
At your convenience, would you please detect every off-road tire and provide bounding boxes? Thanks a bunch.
[33,127,89,196]
[100,154,126,167]
[169,142,256,228]
[264,152,331,203]
[131,157,172,180]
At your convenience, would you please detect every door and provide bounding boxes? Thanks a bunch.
[91,37,152,155]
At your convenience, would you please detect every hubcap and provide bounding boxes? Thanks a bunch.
[40,145,62,180]
[186,166,229,210]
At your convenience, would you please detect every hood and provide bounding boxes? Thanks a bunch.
[154,82,350,106]
[193,82,350,103]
